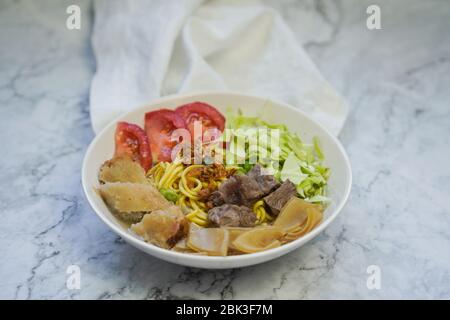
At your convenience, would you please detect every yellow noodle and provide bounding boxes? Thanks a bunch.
[159,162,183,189]
[177,195,189,209]
[148,162,234,227]
[186,209,208,226]
[149,161,279,227]
[253,200,273,224]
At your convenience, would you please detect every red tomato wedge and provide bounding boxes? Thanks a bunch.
[145,109,186,162]
[114,122,152,171]
[175,102,225,138]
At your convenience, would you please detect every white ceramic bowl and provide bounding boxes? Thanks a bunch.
[82,92,352,269]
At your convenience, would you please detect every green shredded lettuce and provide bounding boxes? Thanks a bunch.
[313,136,324,161]
[225,110,330,204]
[280,152,308,185]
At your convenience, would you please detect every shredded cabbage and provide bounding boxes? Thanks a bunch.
[225,110,330,204]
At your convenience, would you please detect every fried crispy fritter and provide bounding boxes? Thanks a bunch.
[98,155,148,184]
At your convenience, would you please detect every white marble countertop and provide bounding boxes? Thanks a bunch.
[1,0,449,299]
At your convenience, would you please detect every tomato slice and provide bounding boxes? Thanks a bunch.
[114,122,152,171]
[145,109,186,162]
[175,102,225,138]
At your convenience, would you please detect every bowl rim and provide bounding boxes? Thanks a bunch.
[82,91,352,265]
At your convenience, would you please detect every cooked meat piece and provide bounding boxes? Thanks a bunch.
[239,206,258,227]
[263,179,297,215]
[98,155,148,184]
[131,206,188,249]
[208,204,256,227]
[98,182,171,214]
[234,175,263,205]
[217,176,242,205]
[247,164,280,196]
[213,166,279,208]
[215,175,262,207]
[208,204,240,227]
[256,175,280,195]
[246,164,263,179]
[209,191,225,207]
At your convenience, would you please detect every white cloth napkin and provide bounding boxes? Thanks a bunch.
[90,0,348,135]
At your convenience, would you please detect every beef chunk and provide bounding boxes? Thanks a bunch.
[209,191,225,206]
[217,176,242,204]
[208,205,240,227]
[208,204,256,227]
[205,166,278,208]
[217,175,263,206]
[234,175,263,205]
[257,175,280,195]
[263,180,297,215]
[247,164,280,195]
[247,164,263,179]
[239,206,258,227]
[211,166,281,208]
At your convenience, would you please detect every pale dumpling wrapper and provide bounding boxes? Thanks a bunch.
[285,208,323,241]
[187,223,229,256]
[274,197,321,231]
[232,226,284,253]
[274,197,323,241]
[172,238,207,254]
[226,227,253,251]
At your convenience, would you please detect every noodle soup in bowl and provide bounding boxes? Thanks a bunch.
[82,92,352,269]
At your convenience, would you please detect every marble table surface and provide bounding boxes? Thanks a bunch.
[1,0,449,299]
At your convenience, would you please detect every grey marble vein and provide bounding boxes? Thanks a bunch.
[0,0,449,299]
